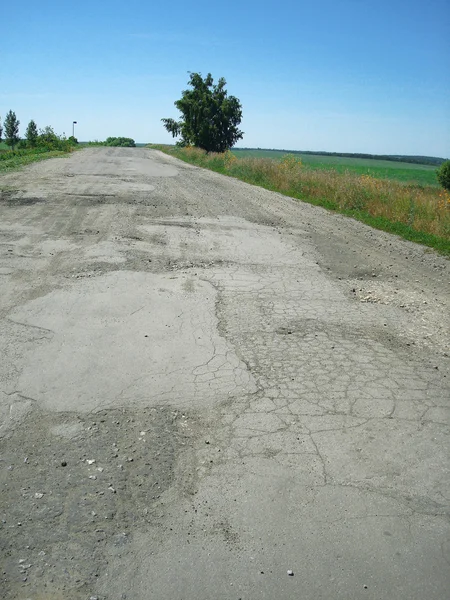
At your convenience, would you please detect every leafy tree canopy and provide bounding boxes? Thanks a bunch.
[162,72,243,153]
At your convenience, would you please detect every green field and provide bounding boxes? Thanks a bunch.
[232,149,439,186]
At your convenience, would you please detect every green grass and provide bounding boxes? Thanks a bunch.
[0,147,75,174]
[232,149,439,186]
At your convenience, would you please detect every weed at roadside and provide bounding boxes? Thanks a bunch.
[0,148,77,174]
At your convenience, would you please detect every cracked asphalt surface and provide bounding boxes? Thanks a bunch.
[0,147,449,600]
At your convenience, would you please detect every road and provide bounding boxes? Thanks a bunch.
[0,147,449,600]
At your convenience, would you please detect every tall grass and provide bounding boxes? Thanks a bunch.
[151,145,450,255]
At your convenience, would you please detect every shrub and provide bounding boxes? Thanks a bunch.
[105,137,136,147]
[83,140,105,146]
[436,160,450,191]
[35,126,73,151]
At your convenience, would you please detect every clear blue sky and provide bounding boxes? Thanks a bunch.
[2,0,449,156]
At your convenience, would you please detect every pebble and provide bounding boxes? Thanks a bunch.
[287,570,294,576]
[87,459,96,465]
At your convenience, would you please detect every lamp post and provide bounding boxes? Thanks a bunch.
[72,121,77,138]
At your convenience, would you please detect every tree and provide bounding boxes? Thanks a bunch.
[4,110,20,150]
[25,119,38,147]
[436,160,450,192]
[162,72,243,153]
[0,116,3,143]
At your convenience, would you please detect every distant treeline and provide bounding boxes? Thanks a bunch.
[234,148,447,166]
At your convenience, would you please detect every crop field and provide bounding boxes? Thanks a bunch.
[232,149,439,186]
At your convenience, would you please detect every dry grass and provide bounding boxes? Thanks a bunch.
[151,146,450,253]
